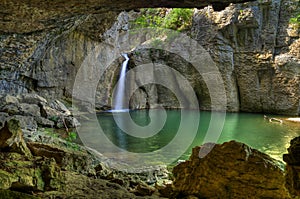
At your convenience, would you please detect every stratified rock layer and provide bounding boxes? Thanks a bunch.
[0,118,168,198]
[0,1,298,115]
[172,141,289,198]
[0,0,254,33]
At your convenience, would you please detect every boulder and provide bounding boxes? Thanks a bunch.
[19,103,41,117]
[50,100,71,116]
[40,104,63,119]
[0,119,32,157]
[133,182,156,196]
[0,95,19,106]
[172,141,289,198]
[34,116,55,128]
[1,104,20,115]
[18,93,47,105]
[9,115,38,132]
[283,136,300,197]
[57,116,80,129]
[27,142,92,173]
[2,103,41,117]
[0,152,60,193]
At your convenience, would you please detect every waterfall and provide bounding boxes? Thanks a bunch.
[113,53,129,111]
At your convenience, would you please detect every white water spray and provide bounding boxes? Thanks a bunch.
[113,54,129,111]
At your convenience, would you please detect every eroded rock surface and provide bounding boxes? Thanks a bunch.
[284,136,300,197]
[0,118,168,198]
[128,0,299,114]
[0,93,79,131]
[171,141,289,198]
[0,1,298,115]
[0,0,254,33]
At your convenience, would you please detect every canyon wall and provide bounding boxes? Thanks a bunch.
[0,0,299,115]
[129,0,299,115]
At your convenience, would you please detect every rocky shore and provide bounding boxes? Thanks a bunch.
[0,0,299,198]
[0,103,299,198]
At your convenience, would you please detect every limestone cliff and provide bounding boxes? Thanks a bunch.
[0,0,299,115]
[129,0,300,114]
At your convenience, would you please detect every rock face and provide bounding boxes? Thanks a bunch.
[0,0,254,33]
[171,141,289,198]
[283,136,300,197]
[0,1,299,115]
[128,0,300,114]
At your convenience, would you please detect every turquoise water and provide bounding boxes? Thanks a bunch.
[78,110,299,167]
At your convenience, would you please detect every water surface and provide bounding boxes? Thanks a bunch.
[78,110,299,167]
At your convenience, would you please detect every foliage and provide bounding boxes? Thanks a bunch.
[164,8,193,31]
[65,131,80,151]
[65,131,77,142]
[290,14,300,26]
[44,127,79,151]
[49,115,59,122]
[132,8,193,32]
[44,128,58,138]
[289,3,300,28]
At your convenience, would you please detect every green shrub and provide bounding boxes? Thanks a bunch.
[66,131,77,142]
[132,8,193,32]
[290,14,300,25]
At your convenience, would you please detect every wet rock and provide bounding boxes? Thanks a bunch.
[172,141,289,198]
[283,136,300,197]
[0,119,32,157]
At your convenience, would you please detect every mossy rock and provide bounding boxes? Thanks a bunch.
[0,170,18,189]
[0,189,40,199]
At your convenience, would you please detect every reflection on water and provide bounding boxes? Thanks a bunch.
[78,110,300,166]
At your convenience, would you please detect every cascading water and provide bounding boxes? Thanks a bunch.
[113,53,129,111]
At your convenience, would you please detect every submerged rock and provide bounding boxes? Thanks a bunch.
[172,141,289,198]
